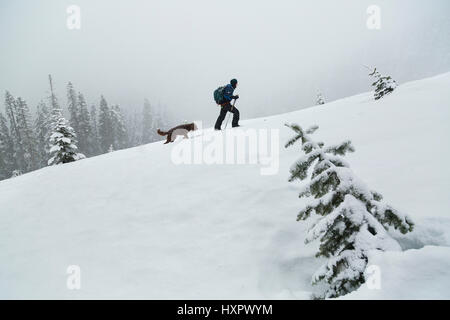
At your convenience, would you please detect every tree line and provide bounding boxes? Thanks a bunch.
[0,75,171,181]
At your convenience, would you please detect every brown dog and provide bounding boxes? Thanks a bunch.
[157,122,198,144]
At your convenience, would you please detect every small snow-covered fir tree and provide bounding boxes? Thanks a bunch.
[285,123,414,299]
[369,67,397,100]
[316,91,325,105]
[48,110,85,166]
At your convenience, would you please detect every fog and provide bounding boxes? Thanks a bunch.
[1,0,449,126]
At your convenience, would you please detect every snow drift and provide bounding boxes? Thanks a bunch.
[1,72,450,299]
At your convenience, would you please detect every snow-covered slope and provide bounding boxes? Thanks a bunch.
[1,73,450,299]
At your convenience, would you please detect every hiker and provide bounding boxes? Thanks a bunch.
[214,79,240,130]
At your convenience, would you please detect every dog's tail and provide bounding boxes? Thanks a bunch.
[157,129,168,136]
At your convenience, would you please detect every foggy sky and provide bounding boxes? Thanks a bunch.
[1,0,449,126]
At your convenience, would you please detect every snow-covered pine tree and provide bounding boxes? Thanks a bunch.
[98,95,113,153]
[76,92,94,156]
[0,111,16,180]
[285,123,414,299]
[316,91,325,105]
[89,104,101,156]
[110,104,128,150]
[126,108,142,147]
[34,101,51,167]
[15,97,38,171]
[48,75,60,112]
[154,102,173,141]
[4,91,26,171]
[154,102,168,135]
[369,67,397,100]
[4,91,38,172]
[141,98,153,144]
[66,82,79,133]
[48,109,85,165]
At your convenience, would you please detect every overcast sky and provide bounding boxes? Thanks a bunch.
[1,0,449,125]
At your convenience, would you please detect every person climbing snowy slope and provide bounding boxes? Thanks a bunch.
[214,79,240,130]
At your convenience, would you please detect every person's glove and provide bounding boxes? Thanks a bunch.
[233,95,239,100]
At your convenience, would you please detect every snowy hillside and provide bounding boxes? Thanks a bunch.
[1,72,450,299]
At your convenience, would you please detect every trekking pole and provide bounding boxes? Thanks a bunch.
[224,113,231,129]
[224,99,237,129]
